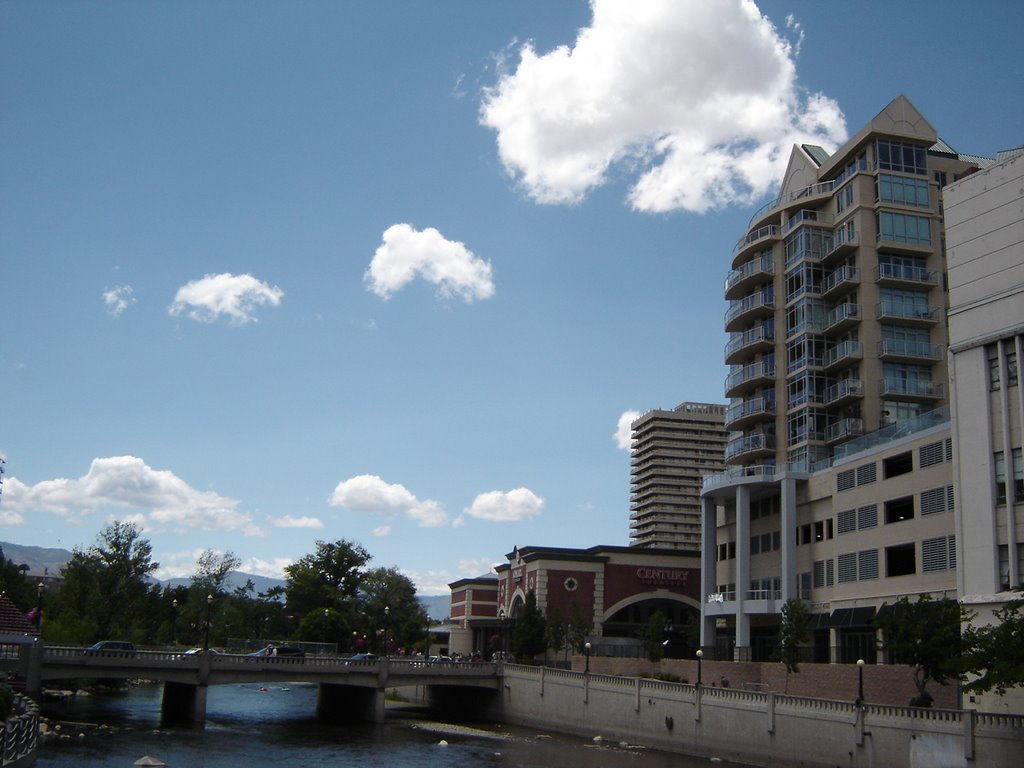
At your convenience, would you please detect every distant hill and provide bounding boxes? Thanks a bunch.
[0,541,451,619]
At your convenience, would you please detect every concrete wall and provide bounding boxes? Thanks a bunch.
[496,664,1023,768]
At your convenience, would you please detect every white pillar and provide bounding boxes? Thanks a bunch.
[700,496,718,648]
[780,476,797,602]
[735,485,751,653]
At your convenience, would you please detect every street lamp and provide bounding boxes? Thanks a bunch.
[584,641,592,673]
[203,594,213,652]
[36,582,44,633]
[172,599,178,646]
[384,606,390,657]
[696,649,704,687]
[856,658,865,706]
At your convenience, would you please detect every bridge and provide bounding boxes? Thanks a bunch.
[18,644,502,723]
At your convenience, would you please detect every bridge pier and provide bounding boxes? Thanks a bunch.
[162,682,208,723]
[316,683,384,723]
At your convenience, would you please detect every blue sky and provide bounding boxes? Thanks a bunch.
[2,1,1021,595]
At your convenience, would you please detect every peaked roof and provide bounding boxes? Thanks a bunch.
[0,593,37,636]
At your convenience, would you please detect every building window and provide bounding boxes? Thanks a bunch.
[886,543,917,577]
[878,211,931,245]
[836,183,854,213]
[988,344,1001,390]
[922,536,956,572]
[856,463,877,486]
[877,174,930,207]
[1013,448,1024,503]
[837,469,855,492]
[920,485,954,516]
[996,452,1007,505]
[799,571,812,600]
[881,400,926,427]
[919,440,946,468]
[885,496,915,523]
[883,451,913,478]
[875,140,927,175]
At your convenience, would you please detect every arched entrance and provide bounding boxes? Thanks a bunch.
[601,596,700,658]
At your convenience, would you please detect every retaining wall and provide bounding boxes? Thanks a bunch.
[497,665,1023,768]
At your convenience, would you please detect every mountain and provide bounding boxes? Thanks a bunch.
[1,541,451,618]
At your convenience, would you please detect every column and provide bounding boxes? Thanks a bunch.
[780,477,797,602]
[734,484,751,654]
[700,496,718,648]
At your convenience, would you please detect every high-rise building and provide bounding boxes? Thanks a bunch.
[699,96,990,662]
[946,148,1024,712]
[629,402,726,549]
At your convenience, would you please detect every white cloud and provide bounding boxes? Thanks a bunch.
[364,223,495,302]
[239,556,293,580]
[406,557,503,595]
[480,0,846,213]
[0,510,24,526]
[169,273,283,325]
[372,525,392,537]
[328,474,448,528]
[103,285,136,317]
[2,456,252,533]
[463,487,543,523]
[270,514,324,529]
[614,410,641,451]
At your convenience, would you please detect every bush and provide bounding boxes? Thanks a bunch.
[0,683,13,721]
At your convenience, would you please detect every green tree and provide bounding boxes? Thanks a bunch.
[284,539,370,616]
[960,593,1024,696]
[0,546,35,611]
[47,521,160,644]
[360,566,428,652]
[544,606,566,662]
[566,602,593,654]
[511,591,547,663]
[875,594,969,707]
[778,598,810,674]
[640,609,667,662]
[191,549,241,595]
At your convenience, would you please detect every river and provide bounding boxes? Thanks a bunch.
[37,681,749,768]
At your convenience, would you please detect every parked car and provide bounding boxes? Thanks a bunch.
[84,640,136,657]
[346,652,378,663]
[247,644,305,659]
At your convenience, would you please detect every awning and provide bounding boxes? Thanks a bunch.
[874,602,906,623]
[829,606,876,628]
[806,613,831,630]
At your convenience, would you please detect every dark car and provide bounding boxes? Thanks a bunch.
[84,640,136,657]
[248,645,305,659]
[347,652,378,662]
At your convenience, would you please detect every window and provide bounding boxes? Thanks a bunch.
[856,463,877,486]
[836,183,854,213]
[988,344,1001,390]
[996,452,1007,505]
[919,440,946,468]
[837,469,855,492]
[838,504,878,533]
[799,524,812,545]
[799,571,812,600]
[877,174,930,207]
[885,496,915,523]
[920,485,954,516]
[882,400,926,427]
[813,559,834,588]
[934,171,948,188]
[784,227,833,267]
[876,140,927,175]
[886,543,916,577]
[1009,349,1019,387]
[878,211,931,245]
[859,549,879,580]
[884,451,913,478]
[1014,448,1024,503]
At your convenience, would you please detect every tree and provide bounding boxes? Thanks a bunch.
[0,547,35,610]
[360,566,428,653]
[640,609,667,662]
[566,602,593,654]
[511,591,547,663]
[960,593,1024,696]
[544,606,566,662]
[875,594,968,707]
[284,539,370,616]
[191,549,241,595]
[778,598,810,674]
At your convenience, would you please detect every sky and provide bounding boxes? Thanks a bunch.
[1,1,1021,596]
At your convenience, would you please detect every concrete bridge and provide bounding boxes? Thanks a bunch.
[22,644,502,723]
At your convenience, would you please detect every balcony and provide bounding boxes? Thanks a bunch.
[826,418,865,444]
[732,225,781,265]
[725,290,775,332]
[724,396,776,430]
[725,253,775,300]
[823,302,861,334]
[875,302,941,325]
[724,325,775,364]
[725,432,776,461]
[724,360,776,398]
[825,378,864,406]
[823,340,863,371]
[822,265,860,299]
[784,209,835,234]
[879,378,944,401]
[875,263,939,287]
[822,227,858,265]
[877,339,943,363]
[746,180,836,231]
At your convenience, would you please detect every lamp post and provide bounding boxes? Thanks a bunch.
[172,599,178,647]
[203,594,213,652]
[584,641,592,674]
[384,606,390,657]
[856,658,865,706]
[497,608,506,658]
[36,582,44,633]
[696,649,704,687]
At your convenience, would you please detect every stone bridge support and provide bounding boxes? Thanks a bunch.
[162,682,208,723]
[316,684,384,723]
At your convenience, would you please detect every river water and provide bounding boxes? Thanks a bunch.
[37,682,749,768]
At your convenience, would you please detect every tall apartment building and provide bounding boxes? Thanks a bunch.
[629,402,727,549]
[699,96,989,662]
[946,149,1024,712]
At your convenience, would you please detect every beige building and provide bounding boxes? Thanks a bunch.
[629,402,727,549]
[700,96,988,662]
[945,148,1024,712]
